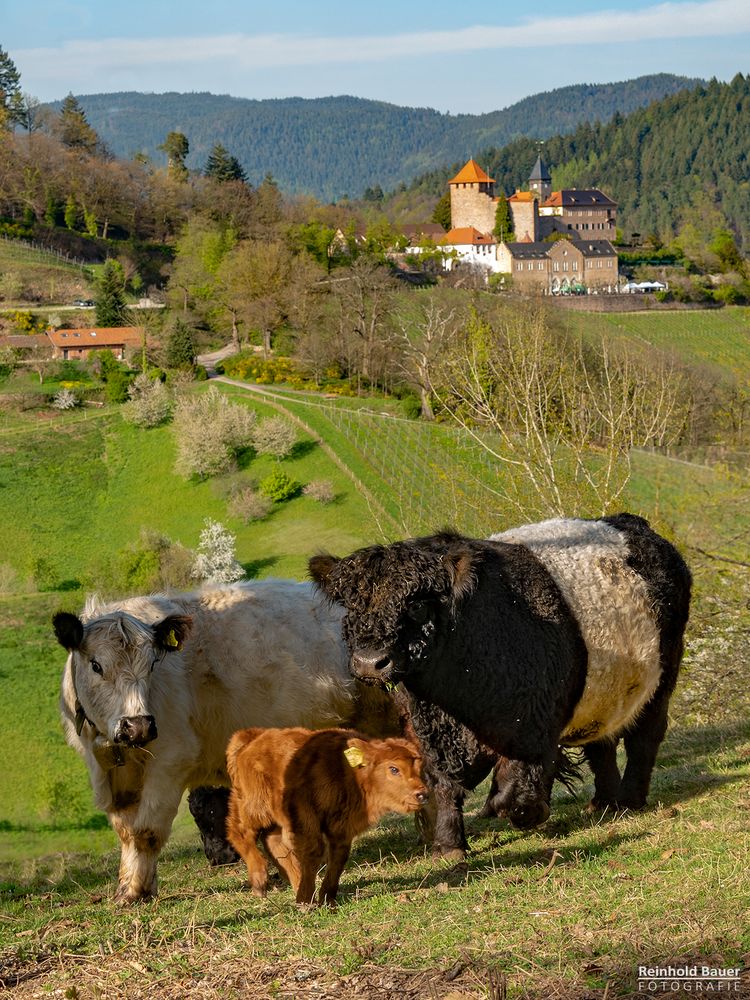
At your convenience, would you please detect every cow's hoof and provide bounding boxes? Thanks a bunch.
[114,886,154,905]
[432,847,466,862]
[475,801,497,819]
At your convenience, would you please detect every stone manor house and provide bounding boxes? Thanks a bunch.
[431,156,620,293]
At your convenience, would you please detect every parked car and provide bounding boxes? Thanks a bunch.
[73,299,95,307]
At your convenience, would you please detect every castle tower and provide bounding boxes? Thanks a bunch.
[528,155,552,202]
[448,159,496,235]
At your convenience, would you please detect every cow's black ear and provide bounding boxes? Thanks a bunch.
[309,554,340,590]
[53,611,84,651]
[443,549,476,601]
[153,614,192,652]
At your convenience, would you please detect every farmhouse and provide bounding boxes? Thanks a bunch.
[47,326,144,361]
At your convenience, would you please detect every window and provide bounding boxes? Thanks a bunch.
[607,259,613,267]
[572,261,578,271]
[538,261,544,270]
[563,262,569,271]
[553,262,560,271]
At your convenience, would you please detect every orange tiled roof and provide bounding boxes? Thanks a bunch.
[440,227,495,246]
[508,191,536,203]
[448,159,494,185]
[47,327,144,348]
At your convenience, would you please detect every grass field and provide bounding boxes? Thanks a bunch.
[565,307,750,381]
[1,325,750,997]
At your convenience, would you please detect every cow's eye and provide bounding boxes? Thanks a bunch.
[90,659,103,676]
[407,601,430,626]
[389,766,400,776]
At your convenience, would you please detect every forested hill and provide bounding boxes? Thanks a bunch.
[56,74,700,201]
[399,74,750,248]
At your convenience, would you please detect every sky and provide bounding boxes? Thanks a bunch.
[3,0,749,114]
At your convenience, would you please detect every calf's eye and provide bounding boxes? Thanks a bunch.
[90,659,103,676]
[389,766,400,775]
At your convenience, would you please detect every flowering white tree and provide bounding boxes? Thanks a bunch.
[122,373,173,428]
[191,518,244,585]
[51,387,79,410]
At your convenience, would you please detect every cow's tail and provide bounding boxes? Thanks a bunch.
[226,727,266,782]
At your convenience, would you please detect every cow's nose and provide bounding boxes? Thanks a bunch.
[415,790,429,805]
[114,715,157,745]
[351,648,392,677]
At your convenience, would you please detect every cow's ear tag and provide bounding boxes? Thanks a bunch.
[165,629,179,648]
[344,746,365,768]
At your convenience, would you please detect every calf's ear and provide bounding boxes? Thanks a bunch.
[153,614,192,652]
[53,611,84,651]
[308,553,340,590]
[344,737,370,769]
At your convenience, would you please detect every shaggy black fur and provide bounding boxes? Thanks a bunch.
[310,516,691,842]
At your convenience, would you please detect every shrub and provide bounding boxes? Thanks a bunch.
[303,479,336,505]
[83,529,195,596]
[229,485,273,522]
[173,386,256,478]
[104,369,131,404]
[259,468,301,502]
[251,416,298,460]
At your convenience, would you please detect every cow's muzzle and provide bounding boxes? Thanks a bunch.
[113,715,157,746]
[350,648,395,683]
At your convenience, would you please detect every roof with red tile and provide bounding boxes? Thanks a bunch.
[440,227,496,246]
[47,327,144,348]
[448,159,494,185]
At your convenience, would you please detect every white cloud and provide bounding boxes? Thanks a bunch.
[13,0,749,97]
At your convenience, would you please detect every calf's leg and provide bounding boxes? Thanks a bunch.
[226,794,269,897]
[295,835,326,906]
[318,839,352,906]
[262,827,302,890]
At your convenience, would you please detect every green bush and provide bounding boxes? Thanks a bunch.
[258,468,301,502]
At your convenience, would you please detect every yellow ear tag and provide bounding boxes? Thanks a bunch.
[344,746,365,768]
[166,629,179,648]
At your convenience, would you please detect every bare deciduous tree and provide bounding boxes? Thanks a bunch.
[393,295,459,420]
[432,303,687,519]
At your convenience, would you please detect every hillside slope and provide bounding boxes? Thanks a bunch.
[56,74,701,201]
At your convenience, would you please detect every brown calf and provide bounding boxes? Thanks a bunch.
[226,727,427,906]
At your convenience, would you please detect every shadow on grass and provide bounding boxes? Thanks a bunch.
[241,556,279,578]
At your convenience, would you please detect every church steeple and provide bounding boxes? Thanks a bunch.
[529,154,552,201]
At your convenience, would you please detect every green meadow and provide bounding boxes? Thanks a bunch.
[1,309,749,998]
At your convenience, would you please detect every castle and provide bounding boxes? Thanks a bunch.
[440,156,619,293]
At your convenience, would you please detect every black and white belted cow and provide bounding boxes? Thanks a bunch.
[310,514,692,848]
[54,579,398,903]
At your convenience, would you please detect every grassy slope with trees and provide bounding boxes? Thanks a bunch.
[52,75,701,200]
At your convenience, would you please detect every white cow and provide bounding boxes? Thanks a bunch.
[54,579,388,904]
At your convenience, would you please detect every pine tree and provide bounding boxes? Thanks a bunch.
[165,319,196,369]
[493,194,515,242]
[204,143,247,183]
[57,94,101,153]
[0,46,23,130]
[95,260,127,327]
[431,192,451,231]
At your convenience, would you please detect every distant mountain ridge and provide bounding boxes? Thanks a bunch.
[55,75,702,201]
